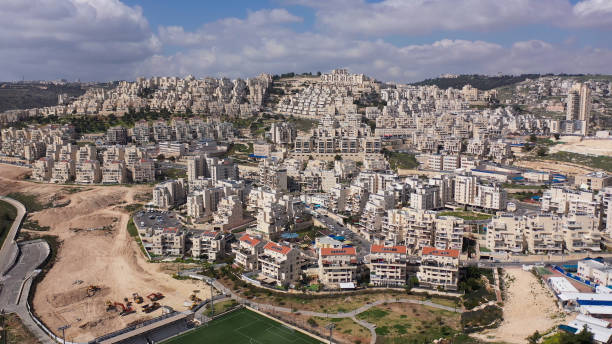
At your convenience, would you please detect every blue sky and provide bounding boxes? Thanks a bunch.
[1,0,611,82]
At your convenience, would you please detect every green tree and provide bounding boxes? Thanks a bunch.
[527,330,541,344]
[529,134,538,143]
[536,146,548,157]
[554,133,561,140]
[334,155,342,161]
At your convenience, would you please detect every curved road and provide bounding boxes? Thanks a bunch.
[0,196,54,344]
[0,195,26,276]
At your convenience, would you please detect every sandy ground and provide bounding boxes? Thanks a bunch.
[549,138,612,157]
[475,268,563,344]
[514,159,594,176]
[0,164,211,342]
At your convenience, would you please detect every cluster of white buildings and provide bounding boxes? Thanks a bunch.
[130,118,235,144]
[0,74,273,124]
[275,69,380,118]
[235,232,460,291]
[30,143,154,184]
[486,180,612,255]
[293,114,382,157]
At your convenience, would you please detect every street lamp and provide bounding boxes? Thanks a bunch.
[325,323,335,344]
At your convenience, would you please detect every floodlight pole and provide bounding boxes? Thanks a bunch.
[325,323,335,344]
[58,324,70,344]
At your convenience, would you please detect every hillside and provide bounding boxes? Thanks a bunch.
[0,83,87,112]
[411,74,540,90]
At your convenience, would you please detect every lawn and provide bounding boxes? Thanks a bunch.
[162,308,323,344]
[438,211,493,221]
[223,276,456,314]
[385,152,419,171]
[0,200,18,251]
[203,299,239,316]
[356,303,461,343]
[288,117,318,132]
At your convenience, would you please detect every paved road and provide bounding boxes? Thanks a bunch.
[0,195,26,276]
[0,240,53,344]
[0,196,55,344]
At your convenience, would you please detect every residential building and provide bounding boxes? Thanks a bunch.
[235,234,265,270]
[318,247,358,289]
[369,245,407,287]
[259,242,299,286]
[417,247,460,291]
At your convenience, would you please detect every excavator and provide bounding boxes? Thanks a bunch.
[105,301,135,316]
[86,285,100,297]
[142,302,160,313]
[133,293,144,304]
[146,292,164,301]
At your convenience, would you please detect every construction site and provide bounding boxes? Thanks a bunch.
[0,164,213,342]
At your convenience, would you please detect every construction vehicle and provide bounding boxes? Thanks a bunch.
[120,305,135,316]
[105,300,115,311]
[111,302,135,316]
[132,293,144,304]
[86,285,100,297]
[147,292,164,301]
[143,302,160,313]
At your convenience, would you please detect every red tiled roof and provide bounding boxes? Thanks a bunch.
[320,247,356,256]
[370,245,407,254]
[239,234,261,247]
[421,246,459,258]
[264,242,291,255]
[163,227,178,233]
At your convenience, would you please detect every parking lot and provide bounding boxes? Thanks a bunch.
[134,210,182,231]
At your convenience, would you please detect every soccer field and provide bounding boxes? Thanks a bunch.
[162,308,324,344]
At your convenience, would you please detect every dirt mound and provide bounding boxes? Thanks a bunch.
[48,286,109,308]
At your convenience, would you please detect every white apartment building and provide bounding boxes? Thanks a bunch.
[318,247,358,289]
[32,157,54,181]
[485,215,524,254]
[235,234,265,270]
[75,160,102,184]
[51,159,75,183]
[258,242,299,286]
[212,195,245,230]
[129,159,156,183]
[191,231,226,261]
[369,245,407,287]
[149,227,186,256]
[102,160,127,184]
[417,246,460,291]
[152,179,186,209]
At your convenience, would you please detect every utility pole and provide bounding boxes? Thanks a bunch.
[58,324,70,344]
[209,281,214,317]
[325,323,335,344]
[1,309,7,344]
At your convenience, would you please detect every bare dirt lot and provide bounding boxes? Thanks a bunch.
[475,268,563,344]
[514,159,594,176]
[0,164,211,342]
[549,138,612,157]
